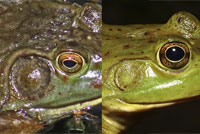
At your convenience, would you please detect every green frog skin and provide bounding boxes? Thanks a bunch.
[0,0,101,133]
[102,11,200,134]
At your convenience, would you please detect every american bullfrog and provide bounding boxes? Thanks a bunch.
[102,11,200,134]
[0,0,101,133]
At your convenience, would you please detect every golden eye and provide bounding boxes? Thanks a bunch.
[56,52,84,74]
[159,42,190,69]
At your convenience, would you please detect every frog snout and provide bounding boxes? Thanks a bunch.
[114,61,144,91]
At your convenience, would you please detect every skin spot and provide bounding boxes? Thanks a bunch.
[141,51,144,54]
[109,28,112,31]
[90,79,101,89]
[136,27,141,29]
[196,47,200,52]
[129,53,134,55]
[106,38,110,40]
[58,92,62,95]
[116,37,119,39]
[148,40,156,43]
[195,64,198,66]
[63,76,68,82]
[123,44,131,49]
[104,51,110,57]
[48,85,55,93]
[94,62,100,69]
[55,69,59,76]
[117,28,122,31]
[181,86,185,88]
[144,32,150,36]
[177,17,183,23]
[156,28,161,31]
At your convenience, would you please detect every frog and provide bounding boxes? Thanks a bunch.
[0,0,102,133]
[102,11,200,134]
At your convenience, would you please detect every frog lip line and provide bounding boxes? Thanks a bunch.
[118,94,200,105]
[32,96,102,109]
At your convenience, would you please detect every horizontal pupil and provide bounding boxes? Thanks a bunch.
[63,60,77,68]
[166,46,184,61]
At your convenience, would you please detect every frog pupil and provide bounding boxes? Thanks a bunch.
[63,60,77,68]
[166,46,184,61]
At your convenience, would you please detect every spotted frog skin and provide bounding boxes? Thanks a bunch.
[102,12,200,134]
[0,0,101,133]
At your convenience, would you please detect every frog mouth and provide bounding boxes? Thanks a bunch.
[27,97,102,122]
[103,96,200,114]
[34,96,102,109]
[119,94,200,105]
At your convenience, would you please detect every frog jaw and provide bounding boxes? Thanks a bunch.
[102,97,175,134]
[102,94,200,134]
[27,97,102,123]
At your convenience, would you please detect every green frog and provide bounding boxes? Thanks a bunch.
[102,11,200,134]
[0,0,101,133]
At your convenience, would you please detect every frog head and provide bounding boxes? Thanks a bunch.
[103,11,200,133]
[0,0,101,124]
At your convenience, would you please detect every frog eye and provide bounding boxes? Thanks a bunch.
[159,42,190,69]
[56,52,85,74]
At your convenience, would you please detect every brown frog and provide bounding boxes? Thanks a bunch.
[0,0,102,133]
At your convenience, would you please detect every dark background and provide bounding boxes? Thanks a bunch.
[103,0,200,25]
[103,0,200,133]
[40,104,102,133]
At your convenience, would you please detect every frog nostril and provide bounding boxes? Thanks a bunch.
[10,56,51,101]
[114,61,143,91]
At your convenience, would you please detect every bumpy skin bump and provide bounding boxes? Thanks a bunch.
[0,0,101,133]
[103,12,200,134]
